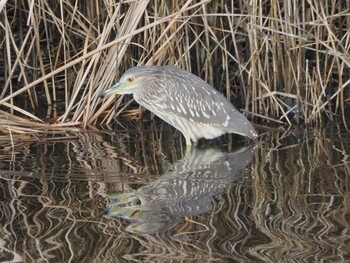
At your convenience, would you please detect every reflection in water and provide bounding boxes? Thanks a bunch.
[0,122,349,262]
[104,146,254,234]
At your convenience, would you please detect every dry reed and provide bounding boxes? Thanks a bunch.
[0,0,349,132]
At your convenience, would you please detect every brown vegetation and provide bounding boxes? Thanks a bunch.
[0,0,349,131]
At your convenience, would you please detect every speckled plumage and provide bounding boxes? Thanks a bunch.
[100,66,257,145]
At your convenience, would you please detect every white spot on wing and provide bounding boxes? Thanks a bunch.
[202,111,210,118]
[223,114,231,127]
[189,108,195,117]
[179,103,187,114]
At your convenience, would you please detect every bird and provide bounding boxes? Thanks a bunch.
[99,66,257,146]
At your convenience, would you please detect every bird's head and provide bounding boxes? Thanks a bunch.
[99,67,148,97]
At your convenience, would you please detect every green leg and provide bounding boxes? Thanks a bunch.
[185,137,193,147]
[185,137,197,147]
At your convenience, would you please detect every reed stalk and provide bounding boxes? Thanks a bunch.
[0,0,348,131]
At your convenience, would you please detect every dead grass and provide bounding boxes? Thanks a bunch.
[0,0,349,133]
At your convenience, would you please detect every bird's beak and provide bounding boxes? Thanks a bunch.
[99,82,121,98]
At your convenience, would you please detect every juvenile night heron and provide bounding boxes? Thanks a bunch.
[99,66,257,145]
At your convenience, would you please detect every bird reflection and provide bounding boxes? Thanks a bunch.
[104,146,255,234]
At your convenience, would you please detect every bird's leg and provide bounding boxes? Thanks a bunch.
[183,139,198,157]
[185,137,192,147]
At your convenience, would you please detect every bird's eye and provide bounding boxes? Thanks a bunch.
[127,77,134,83]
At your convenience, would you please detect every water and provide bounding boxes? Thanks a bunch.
[0,121,349,262]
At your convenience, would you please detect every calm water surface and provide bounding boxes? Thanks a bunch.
[0,121,349,262]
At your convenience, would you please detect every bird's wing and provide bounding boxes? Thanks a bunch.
[161,79,239,127]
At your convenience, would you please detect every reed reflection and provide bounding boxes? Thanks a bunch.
[104,145,255,234]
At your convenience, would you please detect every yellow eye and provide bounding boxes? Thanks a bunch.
[127,77,134,83]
